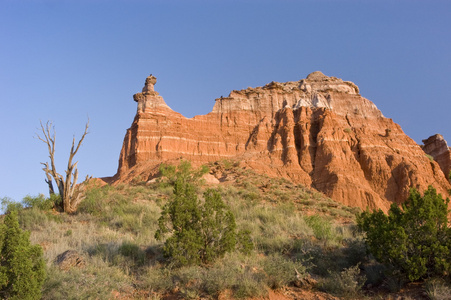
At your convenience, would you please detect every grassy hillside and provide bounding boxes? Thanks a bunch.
[3,161,449,299]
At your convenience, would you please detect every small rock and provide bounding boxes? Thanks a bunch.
[55,250,86,271]
[202,173,220,184]
[146,177,158,185]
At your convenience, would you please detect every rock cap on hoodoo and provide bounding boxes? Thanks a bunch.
[300,71,360,95]
[422,134,451,177]
[142,74,158,94]
[306,71,329,81]
[422,133,446,145]
[132,74,171,111]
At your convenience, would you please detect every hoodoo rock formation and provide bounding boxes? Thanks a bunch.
[422,134,451,180]
[114,72,451,211]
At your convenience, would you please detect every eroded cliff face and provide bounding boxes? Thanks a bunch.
[114,72,450,211]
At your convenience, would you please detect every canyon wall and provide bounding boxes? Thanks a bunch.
[114,72,450,211]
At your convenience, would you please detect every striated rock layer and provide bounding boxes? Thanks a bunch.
[114,72,450,211]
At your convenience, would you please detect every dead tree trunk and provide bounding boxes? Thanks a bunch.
[37,120,90,213]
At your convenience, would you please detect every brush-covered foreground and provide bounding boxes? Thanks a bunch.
[4,161,451,299]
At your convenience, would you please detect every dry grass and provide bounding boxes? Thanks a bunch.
[9,161,390,299]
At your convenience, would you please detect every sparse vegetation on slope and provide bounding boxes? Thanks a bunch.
[6,160,450,299]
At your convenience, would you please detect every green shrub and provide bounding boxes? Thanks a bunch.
[358,186,451,281]
[22,194,53,210]
[232,270,266,299]
[22,194,56,210]
[304,215,333,241]
[158,160,208,187]
[262,253,305,289]
[156,186,243,266]
[118,242,146,266]
[202,262,236,297]
[0,196,63,231]
[143,266,174,292]
[18,207,48,231]
[362,262,387,287]
[155,162,252,266]
[0,210,46,299]
[319,264,365,296]
[202,255,267,299]
[1,197,23,213]
[77,186,107,215]
[173,266,203,299]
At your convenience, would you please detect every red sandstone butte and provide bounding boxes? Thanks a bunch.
[113,72,450,211]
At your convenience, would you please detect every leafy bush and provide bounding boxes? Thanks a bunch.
[0,210,46,299]
[304,215,333,241]
[155,162,252,266]
[232,270,267,299]
[18,207,49,231]
[1,197,23,213]
[77,186,111,216]
[1,194,61,211]
[362,262,387,287]
[202,254,267,299]
[143,266,174,292]
[358,186,451,281]
[1,195,62,231]
[118,241,146,266]
[22,194,56,210]
[262,253,305,289]
[319,264,365,296]
[158,160,208,187]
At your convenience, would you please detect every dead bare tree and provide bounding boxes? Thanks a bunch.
[37,120,90,213]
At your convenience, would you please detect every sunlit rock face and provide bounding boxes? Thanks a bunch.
[114,72,450,211]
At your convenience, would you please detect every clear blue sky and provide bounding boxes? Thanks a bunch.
[1,0,450,203]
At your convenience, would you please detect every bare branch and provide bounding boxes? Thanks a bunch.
[36,121,53,160]
[73,167,79,191]
[40,162,55,195]
[67,119,89,170]
[37,119,89,213]
[74,119,89,154]
[36,120,59,178]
